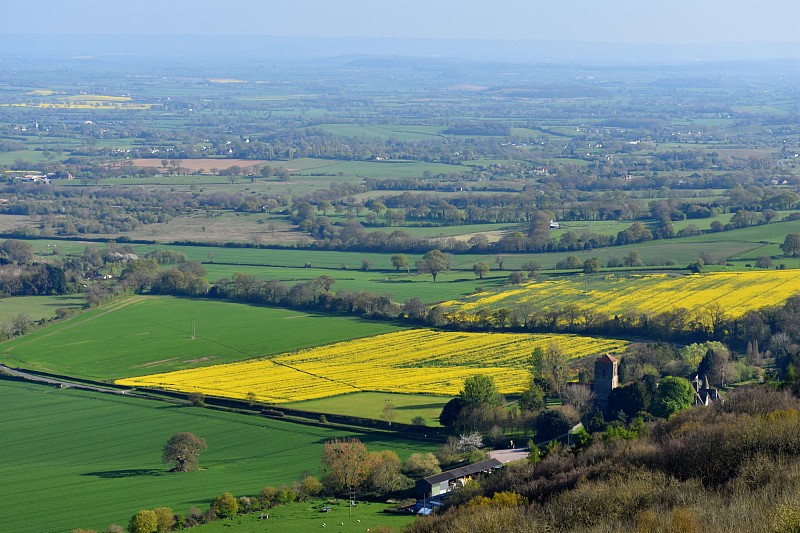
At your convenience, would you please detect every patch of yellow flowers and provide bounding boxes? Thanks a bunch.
[116,330,627,403]
[443,270,800,322]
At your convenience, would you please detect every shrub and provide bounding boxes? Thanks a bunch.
[211,492,239,519]
[260,486,279,507]
[152,507,174,533]
[128,510,158,533]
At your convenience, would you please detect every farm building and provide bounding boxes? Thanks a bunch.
[416,458,503,498]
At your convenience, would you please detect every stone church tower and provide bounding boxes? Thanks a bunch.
[593,353,619,411]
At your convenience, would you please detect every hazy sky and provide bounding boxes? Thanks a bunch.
[3,0,799,44]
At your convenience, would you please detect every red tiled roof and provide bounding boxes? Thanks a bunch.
[596,353,618,363]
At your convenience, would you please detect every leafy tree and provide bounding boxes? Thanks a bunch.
[623,250,643,267]
[697,347,730,387]
[542,343,569,398]
[616,222,653,246]
[321,437,371,496]
[403,452,441,478]
[651,377,694,418]
[607,382,648,421]
[688,259,704,273]
[459,374,501,407]
[391,253,409,273]
[781,233,800,257]
[162,432,207,472]
[0,239,34,264]
[297,475,323,500]
[439,397,466,430]
[473,262,489,279]
[366,450,407,494]
[152,507,175,533]
[534,410,572,442]
[519,382,546,411]
[416,249,451,282]
[556,255,583,269]
[128,510,158,533]
[276,486,297,505]
[260,486,279,507]
[211,492,239,519]
[583,257,601,274]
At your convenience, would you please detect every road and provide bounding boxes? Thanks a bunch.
[0,364,130,395]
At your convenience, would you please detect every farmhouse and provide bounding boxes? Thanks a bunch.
[415,458,502,498]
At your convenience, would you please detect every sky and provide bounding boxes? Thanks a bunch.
[3,0,800,45]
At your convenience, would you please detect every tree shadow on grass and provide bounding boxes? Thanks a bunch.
[395,403,446,410]
[83,468,165,479]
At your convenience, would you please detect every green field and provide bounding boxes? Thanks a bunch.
[0,379,432,533]
[202,263,503,302]
[310,123,446,141]
[287,392,451,426]
[0,294,85,323]
[0,296,404,380]
[192,499,416,533]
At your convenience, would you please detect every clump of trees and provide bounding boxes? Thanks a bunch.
[409,386,800,533]
[320,437,440,497]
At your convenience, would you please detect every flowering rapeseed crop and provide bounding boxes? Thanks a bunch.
[116,330,627,403]
[443,270,800,322]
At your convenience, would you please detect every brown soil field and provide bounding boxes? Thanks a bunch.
[130,159,268,173]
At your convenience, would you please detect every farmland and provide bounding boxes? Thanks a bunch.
[0,379,432,533]
[0,294,84,323]
[442,269,800,323]
[116,329,629,402]
[190,499,415,533]
[0,34,799,533]
[286,391,452,426]
[0,296,404,380]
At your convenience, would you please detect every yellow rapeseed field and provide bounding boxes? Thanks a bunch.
[442,270,800,322]
[1,95,156,110]
[116,330,627,403]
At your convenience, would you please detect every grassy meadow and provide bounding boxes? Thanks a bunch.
[286,392,452,426]
[0,294,84,323]
[0,296,404,380]
[0,379,432,533]
[191,499,416,533]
